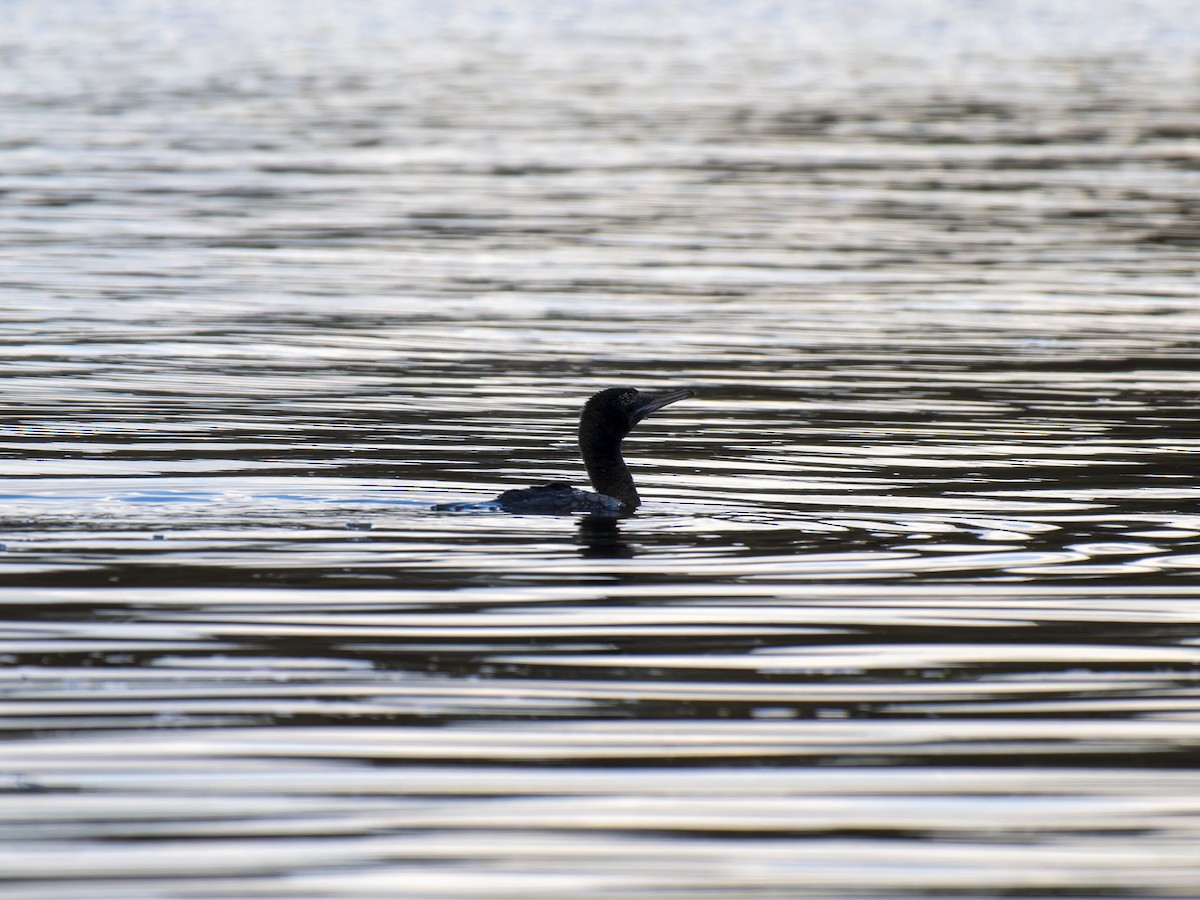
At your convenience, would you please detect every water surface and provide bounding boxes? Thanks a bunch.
[3,1,1200,896]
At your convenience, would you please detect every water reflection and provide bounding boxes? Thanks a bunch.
[577,516,635,559]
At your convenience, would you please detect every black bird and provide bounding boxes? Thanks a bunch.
[436,387,693,514]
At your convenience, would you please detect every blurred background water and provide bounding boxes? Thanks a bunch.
[2,1,1200,896]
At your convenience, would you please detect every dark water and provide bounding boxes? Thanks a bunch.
[3,1,1200,896]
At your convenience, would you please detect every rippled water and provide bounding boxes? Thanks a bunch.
[3,1,1200,896]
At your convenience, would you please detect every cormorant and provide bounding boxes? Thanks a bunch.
[435,387,693,514]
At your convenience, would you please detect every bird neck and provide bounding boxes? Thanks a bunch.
[581,438,640,508]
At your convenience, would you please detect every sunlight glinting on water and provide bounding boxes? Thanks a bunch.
[4,0,1200,896]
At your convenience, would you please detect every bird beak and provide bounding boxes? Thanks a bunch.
[632,389,694,423]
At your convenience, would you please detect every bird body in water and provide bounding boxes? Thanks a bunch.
[436,387,693,514]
